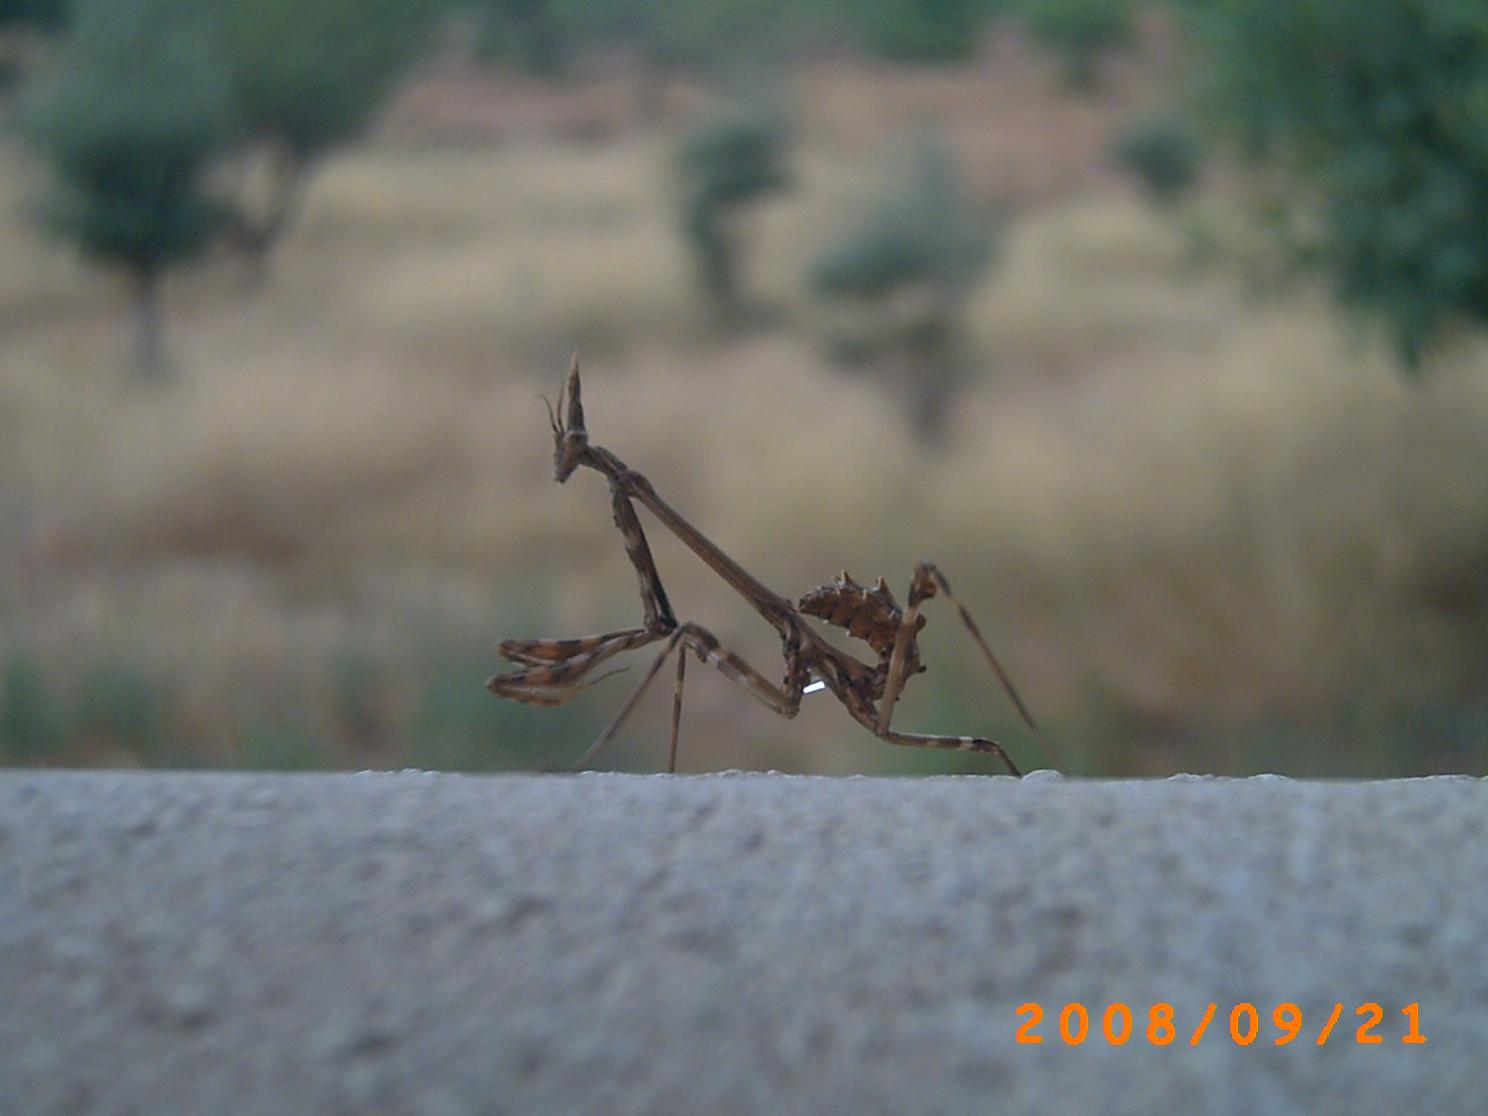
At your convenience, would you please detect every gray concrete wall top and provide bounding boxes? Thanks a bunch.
[1,771,1484,1115]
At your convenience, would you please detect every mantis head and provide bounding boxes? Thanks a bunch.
[545,354,589,482]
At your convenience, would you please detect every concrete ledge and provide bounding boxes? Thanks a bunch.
[2,771,1484,1114]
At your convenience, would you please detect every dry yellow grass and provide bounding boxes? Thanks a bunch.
[2,87,1486,775]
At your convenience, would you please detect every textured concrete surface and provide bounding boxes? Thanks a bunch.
[1,770,1484,1115]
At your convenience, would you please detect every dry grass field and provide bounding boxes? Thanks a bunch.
[3,29,1487,776]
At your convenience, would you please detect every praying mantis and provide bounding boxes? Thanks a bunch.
[487,358,1063,775]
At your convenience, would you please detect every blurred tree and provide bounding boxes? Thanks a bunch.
[554,0,797,118]
[809,134,994,441]
[1,653,63,763]
[209,0,440,276]
[475,0,565,74]
[0,0,67,95]
[1111,113,1205,207]
[19,0,232,376]
[1192,0,1488,370]
[0,0,68,29]
[481,0,1003,78]
[855,0,992,63]
[1021,0,1135,89]
[676,107,790,324]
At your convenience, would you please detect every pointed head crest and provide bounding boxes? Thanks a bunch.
[551,353,590,482]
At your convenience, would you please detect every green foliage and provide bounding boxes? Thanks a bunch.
[476,0,566,74]
[237,716,333,770]
[331,649,386,748]
[75,662,168,762]
[676,108,789,317]
[856,0,991,63]
[203,0,439,273]
[1,651,177,764]
[1,652,63,763]
[18,0,232,274]
[1111,114,1205,206]
[556,0,795,71]
[211,0,438,157]
[679,111,789,212]
[0,0,69,30]
[1192,0,1488,369]
[18,0,232,369]
[811,136,992,301]
[1021,0,1135,88]
[17,0,439,331]
[809,134,995,438]
[416,671,586,772]
[497,0,998,71]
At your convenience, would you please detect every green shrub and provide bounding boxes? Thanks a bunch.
[237,717,334,771]
[1021,0,1135,89]
[209,0,440,272]
[212,0,436,159]
[475,0,566,74]
[331,649,386,750]
[0,0,69,30]
[558,0,796,77]
[1,652,63,763]
[1191,0,1488,370]
[1111,114,1205,206]
[417,671,592,772]
[18,0,233,374]
[676,108,789,321]
[76,663,168,763]
[809,133,995,440]
[857,0,991,63]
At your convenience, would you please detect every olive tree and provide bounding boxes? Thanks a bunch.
[1192,0,1488,370]
[676,108,790,324]
[1021,0,1135,90]
[20,0,233,375]
[810,134,994,441]
[209,0,439,275]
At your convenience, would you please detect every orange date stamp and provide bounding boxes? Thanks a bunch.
[1015,1002,1428,1047]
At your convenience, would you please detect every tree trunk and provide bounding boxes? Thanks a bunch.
[899,348,953,446]
[129,267,169,383]
[229,147,309,287]
[895,300,959,446]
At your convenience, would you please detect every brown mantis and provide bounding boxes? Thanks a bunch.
[487,357,1063,776]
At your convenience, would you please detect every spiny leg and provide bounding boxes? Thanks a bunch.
[498,627,659,667]
[562,622,808,772]
[487,626,670,706]
[877,560,1065,774]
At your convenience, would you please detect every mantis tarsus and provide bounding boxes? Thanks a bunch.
[487,357,1063,776]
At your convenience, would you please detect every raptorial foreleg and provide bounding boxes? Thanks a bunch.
[875,560,1064,774]
[486,626,668,706]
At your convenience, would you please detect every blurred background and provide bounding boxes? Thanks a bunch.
[1,0,1485,776]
